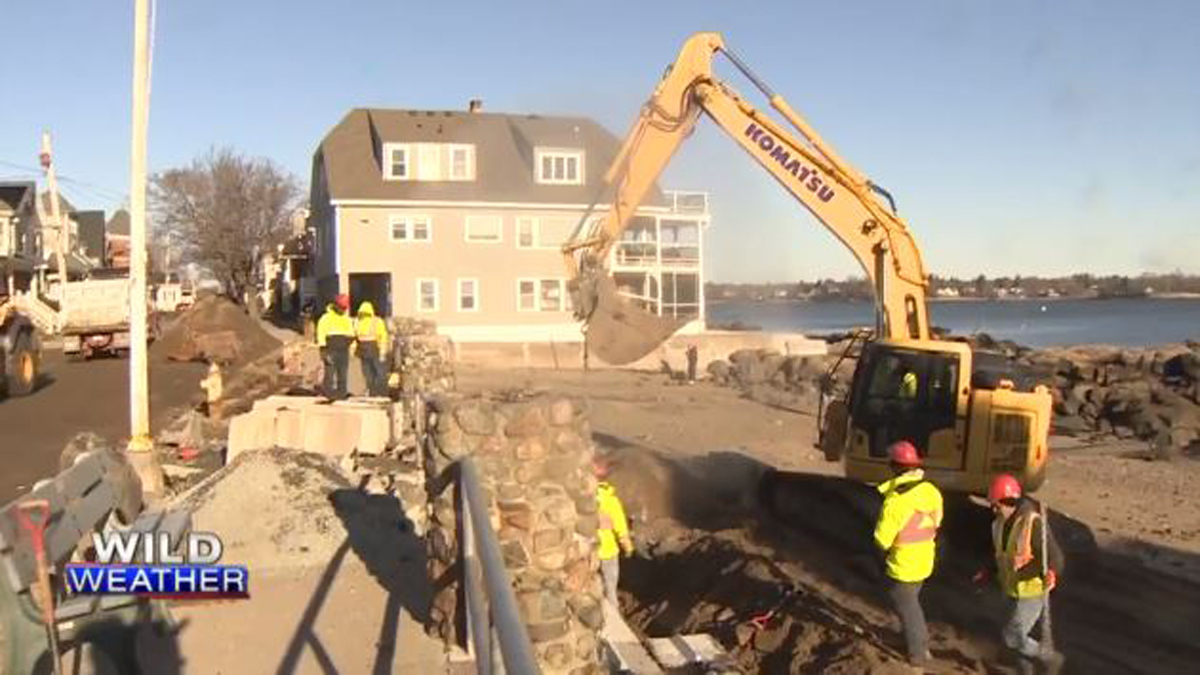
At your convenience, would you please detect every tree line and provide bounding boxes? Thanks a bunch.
[708,272,1200,302]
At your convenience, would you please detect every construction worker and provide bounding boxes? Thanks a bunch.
[686,344,699,384]
[353,301,389,397]
[873,440,943,667]
[594,458,634,609]
[316,294,354,399]
[898,367,919,399]
[982,474,1066,673]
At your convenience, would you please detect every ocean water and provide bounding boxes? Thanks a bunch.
[707,298,1200,347]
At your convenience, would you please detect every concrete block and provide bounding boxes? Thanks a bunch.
[389,402,407,447]
[274,407,305,451]
[226,411,277,465]
[301,407,362,458]
[355,407,391,456]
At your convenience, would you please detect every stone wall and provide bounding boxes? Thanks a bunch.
[422,394,605,675]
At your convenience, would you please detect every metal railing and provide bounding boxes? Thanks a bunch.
[459,456,541,675]
[664,190,709,215]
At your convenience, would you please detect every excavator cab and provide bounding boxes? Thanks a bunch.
[822,339,1052,495]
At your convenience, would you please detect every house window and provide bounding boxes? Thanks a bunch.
[458,278,479,312]
[517,217,536,248]
[383,143,410,180]
[464,215,503,243]
[538,217,575,247]
[535,149,584,185]
[517,280,537,311]
[417,278,439,312]
[539,279,562,311]
[390,215,432,242]
[449,144,475,181]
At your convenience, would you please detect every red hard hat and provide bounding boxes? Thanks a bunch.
[334,293,350,309]
[888,440,921,467]
[988,474,1022,504]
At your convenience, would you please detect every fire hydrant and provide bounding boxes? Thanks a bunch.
[200,362,224,421]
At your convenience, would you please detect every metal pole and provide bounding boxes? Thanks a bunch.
[39,132,69,310]
[126,0,163,493]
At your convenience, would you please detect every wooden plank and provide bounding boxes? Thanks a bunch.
[646,634,733,669]
[600,599,663,674]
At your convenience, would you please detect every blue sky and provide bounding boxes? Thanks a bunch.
[2,1,1198,283]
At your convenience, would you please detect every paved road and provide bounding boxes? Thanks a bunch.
[0,350,206,503]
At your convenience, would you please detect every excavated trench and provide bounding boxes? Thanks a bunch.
[600,443,1200,674]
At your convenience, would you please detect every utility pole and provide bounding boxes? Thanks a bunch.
[37,133,69,308]
[126,0,163,493]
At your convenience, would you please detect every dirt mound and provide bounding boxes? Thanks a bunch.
[152,295,280,366]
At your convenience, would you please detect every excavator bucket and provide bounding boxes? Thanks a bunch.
[574,272,687,365]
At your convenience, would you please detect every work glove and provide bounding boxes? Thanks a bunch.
[620,538,635,558]
[1045,569,1057,591]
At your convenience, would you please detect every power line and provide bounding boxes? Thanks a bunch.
[0,158,126,202]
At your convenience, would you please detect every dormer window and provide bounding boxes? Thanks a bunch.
[383,142,474,182]
[535,149,584,185]
[383,143,410,180]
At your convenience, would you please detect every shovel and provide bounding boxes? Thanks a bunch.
[18,500,63,675]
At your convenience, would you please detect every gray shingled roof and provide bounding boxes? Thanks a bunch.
[107,209,130,235]
[0,181,36,213]
[315,108,666,206]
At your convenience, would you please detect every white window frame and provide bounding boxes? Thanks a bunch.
[535,148,585,185]
[516,217,537,249]
[464,215,503,243]
[457,278,480,312]
[448,144,476,181]
[383,143,411,180]
[516,279,538,312]
[416,278,439,312]
[389,214,432,243]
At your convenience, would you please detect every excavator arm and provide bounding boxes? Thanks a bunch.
[565,32,931,364]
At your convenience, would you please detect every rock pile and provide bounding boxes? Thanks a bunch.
[706,349,839,409]
[1030,344,1200,456]
[421,394,605,675]
[390,317,456,394]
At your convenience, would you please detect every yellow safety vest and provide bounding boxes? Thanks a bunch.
[596,482,631,561]
[354,315,388,345]
[874,470,943,582]
[316,306,354,348]
[993,508,1050,599]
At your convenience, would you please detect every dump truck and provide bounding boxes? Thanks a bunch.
[60,272,156,359]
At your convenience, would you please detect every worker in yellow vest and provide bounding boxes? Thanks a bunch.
[594,458,634,609]
[873,440,943,667]
[983,474,1066,674]
[353,301,389,397]
[316,294,354,399]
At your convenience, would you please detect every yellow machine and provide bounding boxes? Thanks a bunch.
[563,32,1052,495]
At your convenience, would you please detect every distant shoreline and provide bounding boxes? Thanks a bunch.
[708,293,1200,305]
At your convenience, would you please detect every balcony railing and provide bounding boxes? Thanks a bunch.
[665,191,709,215]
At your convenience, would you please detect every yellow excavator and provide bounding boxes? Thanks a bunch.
[563,32,1052,495]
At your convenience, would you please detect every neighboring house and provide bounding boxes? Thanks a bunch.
[307,105,709,346]
[106,209,131,269]
[0,181,41,294]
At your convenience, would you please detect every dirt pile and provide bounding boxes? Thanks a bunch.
[174,447,354,572]
[152,295,280,366]
[600,443,1200,674]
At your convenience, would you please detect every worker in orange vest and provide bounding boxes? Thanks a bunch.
[982,474,1066,674]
